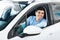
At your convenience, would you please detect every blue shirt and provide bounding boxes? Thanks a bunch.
[21,16,47,29]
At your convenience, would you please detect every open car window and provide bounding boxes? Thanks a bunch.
[8,4,48,39]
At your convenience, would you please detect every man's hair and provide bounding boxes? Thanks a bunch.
[35,7,45,13]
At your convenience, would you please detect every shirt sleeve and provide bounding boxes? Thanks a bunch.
[27,16,32,26]
[36,19,47,28]
[20,16,32,29]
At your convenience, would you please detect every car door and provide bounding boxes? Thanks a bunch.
[8,3,52,40]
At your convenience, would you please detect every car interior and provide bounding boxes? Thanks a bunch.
[0,2,28,31]
[0,7,12,31]
[0,6,20,31]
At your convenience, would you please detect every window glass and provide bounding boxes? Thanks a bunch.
[51,4,60,23]
[0,2,28,31]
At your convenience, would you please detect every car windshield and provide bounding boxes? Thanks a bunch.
[0,1,28,31]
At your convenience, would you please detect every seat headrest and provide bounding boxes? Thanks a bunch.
[1,7,12,20]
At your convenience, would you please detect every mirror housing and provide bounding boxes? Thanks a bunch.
[23,26,43,34]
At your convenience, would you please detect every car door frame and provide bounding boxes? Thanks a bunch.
[7,3,54,39]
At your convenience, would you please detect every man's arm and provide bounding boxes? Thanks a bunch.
[27,16,32,26]
[20,16,32,29]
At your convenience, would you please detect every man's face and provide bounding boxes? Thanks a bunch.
[35,10,44,19]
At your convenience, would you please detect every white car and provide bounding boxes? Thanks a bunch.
[0,1,60,40]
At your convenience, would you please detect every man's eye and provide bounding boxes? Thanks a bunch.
[42,13,44,14]
[38,12,40,13]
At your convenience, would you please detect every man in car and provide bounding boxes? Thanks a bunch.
[22,8,47,29]
[15,7,47,36]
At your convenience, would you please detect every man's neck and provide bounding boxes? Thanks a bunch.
[36,18,40,21]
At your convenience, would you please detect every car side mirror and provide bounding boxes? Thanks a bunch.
[23,26,42,34]
[19,26,43,38]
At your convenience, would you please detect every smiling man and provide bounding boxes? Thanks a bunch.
[22,8,47,29]
[27,8,47,27]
